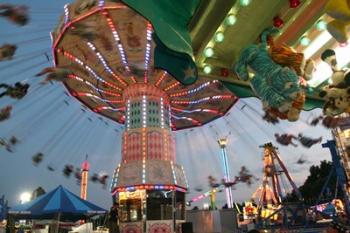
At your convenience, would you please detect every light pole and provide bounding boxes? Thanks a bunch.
[217,138,233,208]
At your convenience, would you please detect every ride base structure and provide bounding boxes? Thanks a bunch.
[110,84,188,233]
[322,140,350,218]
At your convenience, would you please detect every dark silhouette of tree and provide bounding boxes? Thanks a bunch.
[299,160,342,205]
[283,160,343,205]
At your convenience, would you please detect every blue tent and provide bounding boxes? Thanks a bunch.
[9,185,106,220]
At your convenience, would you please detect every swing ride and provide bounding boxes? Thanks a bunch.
[49,1,237,232]
[1,0,350,232]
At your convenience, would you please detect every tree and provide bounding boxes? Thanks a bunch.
[298,160,342,205]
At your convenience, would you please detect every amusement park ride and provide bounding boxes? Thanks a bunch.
[187,142,308,226]
[186,135,350,229]
[252,143,302,208]
[2,0,350,232]
[217,137,234,209]
[80,156,90,200]
[48,0,350,231]
[332,115,350,194]
[252,143,303,219]
[50,1,237,232]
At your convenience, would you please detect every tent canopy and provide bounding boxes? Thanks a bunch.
[9,185,106,220]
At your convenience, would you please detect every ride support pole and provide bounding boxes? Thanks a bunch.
[322,140,350,217]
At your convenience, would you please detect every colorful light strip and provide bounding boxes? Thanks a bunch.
[123,133,127,163]
[130,76,137,83]
[171,95,233,105]
[110,163,121,192]
[172,107,222,115]
[112,184,187,195]
[164,81,180,91]
[142,160,146,184]
[144,23,153,83]
[168,105,172,130]
[160,97,165,129]
[68,74,121,97]
[220,144,233,208]
[75,92,122,103]
[189,186,225,203]
[171,114,201,125]
[102,10,130,72]
[98,0,105,8]
[94,106,125,112]
[77,89,120,98]
[59,49,122,91]
[142,95,147,128]
[64,4,70,24]
[155,71,167,87]
[87,42,128,87]
[192,192,211,202]
[126,99,131,130]
[142,125,146,183]
[169,80,218,97]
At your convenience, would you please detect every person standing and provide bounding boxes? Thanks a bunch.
[108,203,119,233]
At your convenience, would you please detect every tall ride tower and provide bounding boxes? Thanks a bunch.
[80,156,90,200]
[252,143,302,211]
[332,114,350,192]
[217,137,233,208]
[326,114,350,216]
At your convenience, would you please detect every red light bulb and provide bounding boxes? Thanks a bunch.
[289,0,301,8]
[273,16,284,28]
[221,68,229,77]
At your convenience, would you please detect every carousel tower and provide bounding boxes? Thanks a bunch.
[217,138,233,208]
[80,156,90,200]
[112,83,182,190]
[52,1,237,232]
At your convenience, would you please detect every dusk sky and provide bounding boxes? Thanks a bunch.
[0,0,334,209]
